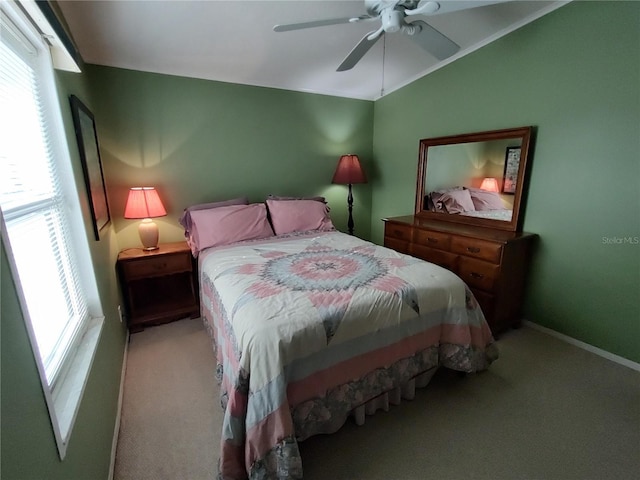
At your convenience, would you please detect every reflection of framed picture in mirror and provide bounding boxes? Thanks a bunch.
[503,146,521,194]
[69,95,110,240]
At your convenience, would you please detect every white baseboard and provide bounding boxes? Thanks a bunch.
[523,320,640,372]
[108,331,129,480]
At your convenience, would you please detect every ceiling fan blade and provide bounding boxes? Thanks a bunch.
[337,30,384,72]
[273,15,371,32]
[407,20,459,60]
[406,0,509,17]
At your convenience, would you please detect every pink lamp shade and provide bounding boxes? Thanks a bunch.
[124,187,167,250]
[331,154,367,185]
[480,177,500,193]
[124,187,167,219]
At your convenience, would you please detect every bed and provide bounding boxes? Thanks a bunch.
[460,208,512,221]
[183,197,498,480]
[425,186,512,221]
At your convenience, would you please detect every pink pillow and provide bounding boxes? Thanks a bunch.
[438,189,476,214]
[179,196,249,233]
[467,188,505,211]
[266,199,334,235]
[428,187,464,212]
[189,203,274,256]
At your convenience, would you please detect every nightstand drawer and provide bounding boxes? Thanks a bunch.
[458,257,499,292]
[384,223,412,242]
[121,252,192,280]
[451,237,502,264]
[413,229,451,251]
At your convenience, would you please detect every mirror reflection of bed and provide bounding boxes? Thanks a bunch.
[424,138,523,222]
[415,126,532,232]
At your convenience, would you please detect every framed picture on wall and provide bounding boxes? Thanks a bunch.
[69,95,111,240]
[502,146,521,194]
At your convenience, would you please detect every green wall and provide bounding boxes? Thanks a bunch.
[2,3,637,479]
[371,1,639,362]
[0,70,127,478]
[86,66,375,247]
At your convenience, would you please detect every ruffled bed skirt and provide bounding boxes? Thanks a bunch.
[291,347,441,442]
[351,367,438,426]
[248,365,441,480]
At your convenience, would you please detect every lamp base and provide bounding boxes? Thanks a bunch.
[138,218,159,250]
[347,183,354,236]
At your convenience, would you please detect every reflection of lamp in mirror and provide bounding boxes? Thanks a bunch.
[480,177,500,193]
[332,154,367,236]
[124,187,167,250]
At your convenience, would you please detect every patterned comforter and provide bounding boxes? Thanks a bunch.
[199,231,498,480]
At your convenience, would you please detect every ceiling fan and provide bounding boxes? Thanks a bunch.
[274,0,506,71]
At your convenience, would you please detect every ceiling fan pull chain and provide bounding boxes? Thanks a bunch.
[380,34,386,97]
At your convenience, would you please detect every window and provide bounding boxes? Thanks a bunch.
[0,2,103,459]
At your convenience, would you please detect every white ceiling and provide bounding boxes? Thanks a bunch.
[57,0,566,101]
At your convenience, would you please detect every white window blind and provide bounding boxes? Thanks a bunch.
[0,11,89,387]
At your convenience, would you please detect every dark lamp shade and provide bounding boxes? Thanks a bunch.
[124,187,167,219]
[332,154,367,185]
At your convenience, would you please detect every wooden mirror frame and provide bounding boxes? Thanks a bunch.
[415,126,534,232]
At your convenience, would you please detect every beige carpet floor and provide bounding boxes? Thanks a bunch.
[114,318,640,480]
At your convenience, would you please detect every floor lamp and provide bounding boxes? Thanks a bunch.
[332,154,367,235]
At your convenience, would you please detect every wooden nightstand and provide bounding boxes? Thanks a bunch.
[117,241,199,332]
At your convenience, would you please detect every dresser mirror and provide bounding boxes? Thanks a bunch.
[415,126,534,232]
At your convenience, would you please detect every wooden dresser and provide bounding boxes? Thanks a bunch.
[383,216,536,335]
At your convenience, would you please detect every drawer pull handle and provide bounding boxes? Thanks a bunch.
[467,247,481,253]
[470,272,484,279]
[154,263,167,270]
[393,230,403,236]
[427,237,438,244]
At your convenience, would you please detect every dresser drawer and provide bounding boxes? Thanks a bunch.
[413,229,451,251]
[384,237,410,255]
[385,223,412,242]
[410,244,458,271]
[451,237,502,264]
[458,257,499,292]
[121,253,192,280]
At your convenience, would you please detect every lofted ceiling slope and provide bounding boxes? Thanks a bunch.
[57,1,568,100]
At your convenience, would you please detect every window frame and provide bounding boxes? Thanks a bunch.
[0,0,104,460]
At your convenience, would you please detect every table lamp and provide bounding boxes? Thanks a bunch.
[480,177,500,192]
[124,187,167,250]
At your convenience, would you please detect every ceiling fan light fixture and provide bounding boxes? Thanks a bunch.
[381,9,404,32]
